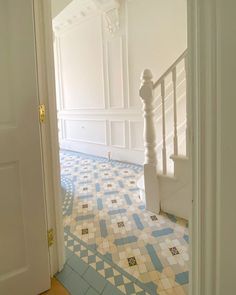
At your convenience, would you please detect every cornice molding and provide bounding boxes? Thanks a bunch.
[52,0,120,35]
[52,0,98,34]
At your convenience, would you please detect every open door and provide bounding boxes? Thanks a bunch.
[0,0,50,294]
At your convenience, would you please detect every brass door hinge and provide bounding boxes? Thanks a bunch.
[39,104,46,123]
[48,228,54,247]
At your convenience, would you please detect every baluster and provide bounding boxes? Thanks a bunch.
[161,80,167,174]
[172,67,178,155]
[184,56,189,156]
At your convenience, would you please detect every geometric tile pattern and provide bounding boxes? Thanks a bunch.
[59,150,189,295]
[64,229,149,294]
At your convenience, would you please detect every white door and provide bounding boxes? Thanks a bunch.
[0,1,50,294]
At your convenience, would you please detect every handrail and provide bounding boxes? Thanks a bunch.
[153,49,187,89]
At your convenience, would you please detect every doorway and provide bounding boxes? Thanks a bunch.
[43,0,191,294]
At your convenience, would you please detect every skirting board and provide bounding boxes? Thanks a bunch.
[60,140,144,165]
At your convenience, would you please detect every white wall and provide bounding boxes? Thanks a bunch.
[127,0,187,108]
[53,0,187,164]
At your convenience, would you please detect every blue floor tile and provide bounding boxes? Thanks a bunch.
[146,244,163,273]
[175,271,189,285]
[67,254,89,276]
[86,287,99,295]
[108,208,126,215]
[125,282,135,294]
[124,194,132,205]
[56,264,73,285]
[79,194,94,200]
[83,266,107,293]
[114,235,138,246]
[65,247,74,260]
[133,213,144,230]
[99,219,108,238]
[183,234,189,243]
[76,214,95,221]
[97,198,103,210]
[152,227,174,237]
[62,270,89,295]
[102,282,124,295]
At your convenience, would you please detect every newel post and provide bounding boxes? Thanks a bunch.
[139,69,160,214]
[140,69,157,166]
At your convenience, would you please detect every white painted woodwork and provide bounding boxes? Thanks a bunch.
[110,121,126,148]
[140,69,157,166]
[107,37,124,108]
[216,3,236,292]
[189,0,236,293]
[34,0,65,275]
[161,81,167,174]
[159,155,191,220]
[0,1,50,294]
[154,50,187,174]
[129,121,144,151]
[139,69,160,214]
[138,49,190,219]
[64,119,107,145]
[172,68,178,155]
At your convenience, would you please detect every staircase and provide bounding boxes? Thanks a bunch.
[137,50,191,220]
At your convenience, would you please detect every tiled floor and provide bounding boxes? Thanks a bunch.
[57,150,189,295]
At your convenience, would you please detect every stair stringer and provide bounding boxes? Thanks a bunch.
[157,156,191,220]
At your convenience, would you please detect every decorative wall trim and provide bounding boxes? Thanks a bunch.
[63,118,107,146]
[109,120,126,148]
[53,0,99,34]
[106,36,125,109]
[54,37,65,111]
[104,7,120,34]
[129,120,144,151]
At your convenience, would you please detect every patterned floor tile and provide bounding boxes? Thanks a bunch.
[60,150,189,294]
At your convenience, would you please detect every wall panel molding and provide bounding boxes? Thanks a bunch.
[63,118,107,145]
[55,14,106,111]
[129,120,144,151]
[106,36,125,109]
[109,120,126,148]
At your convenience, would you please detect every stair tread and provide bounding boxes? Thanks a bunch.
[157,172,177,181]
[170,154,189,161]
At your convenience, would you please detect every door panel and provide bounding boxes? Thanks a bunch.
[0,0,50,294]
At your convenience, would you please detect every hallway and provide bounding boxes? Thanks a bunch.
[57,150,189,295]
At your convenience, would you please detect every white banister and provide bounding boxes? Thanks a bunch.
[172,67,178,155]
[152,50,187,174]
[153,50,187,89]
[138,50,187,214]
[161,80,167,174]
[139,69,160,214]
